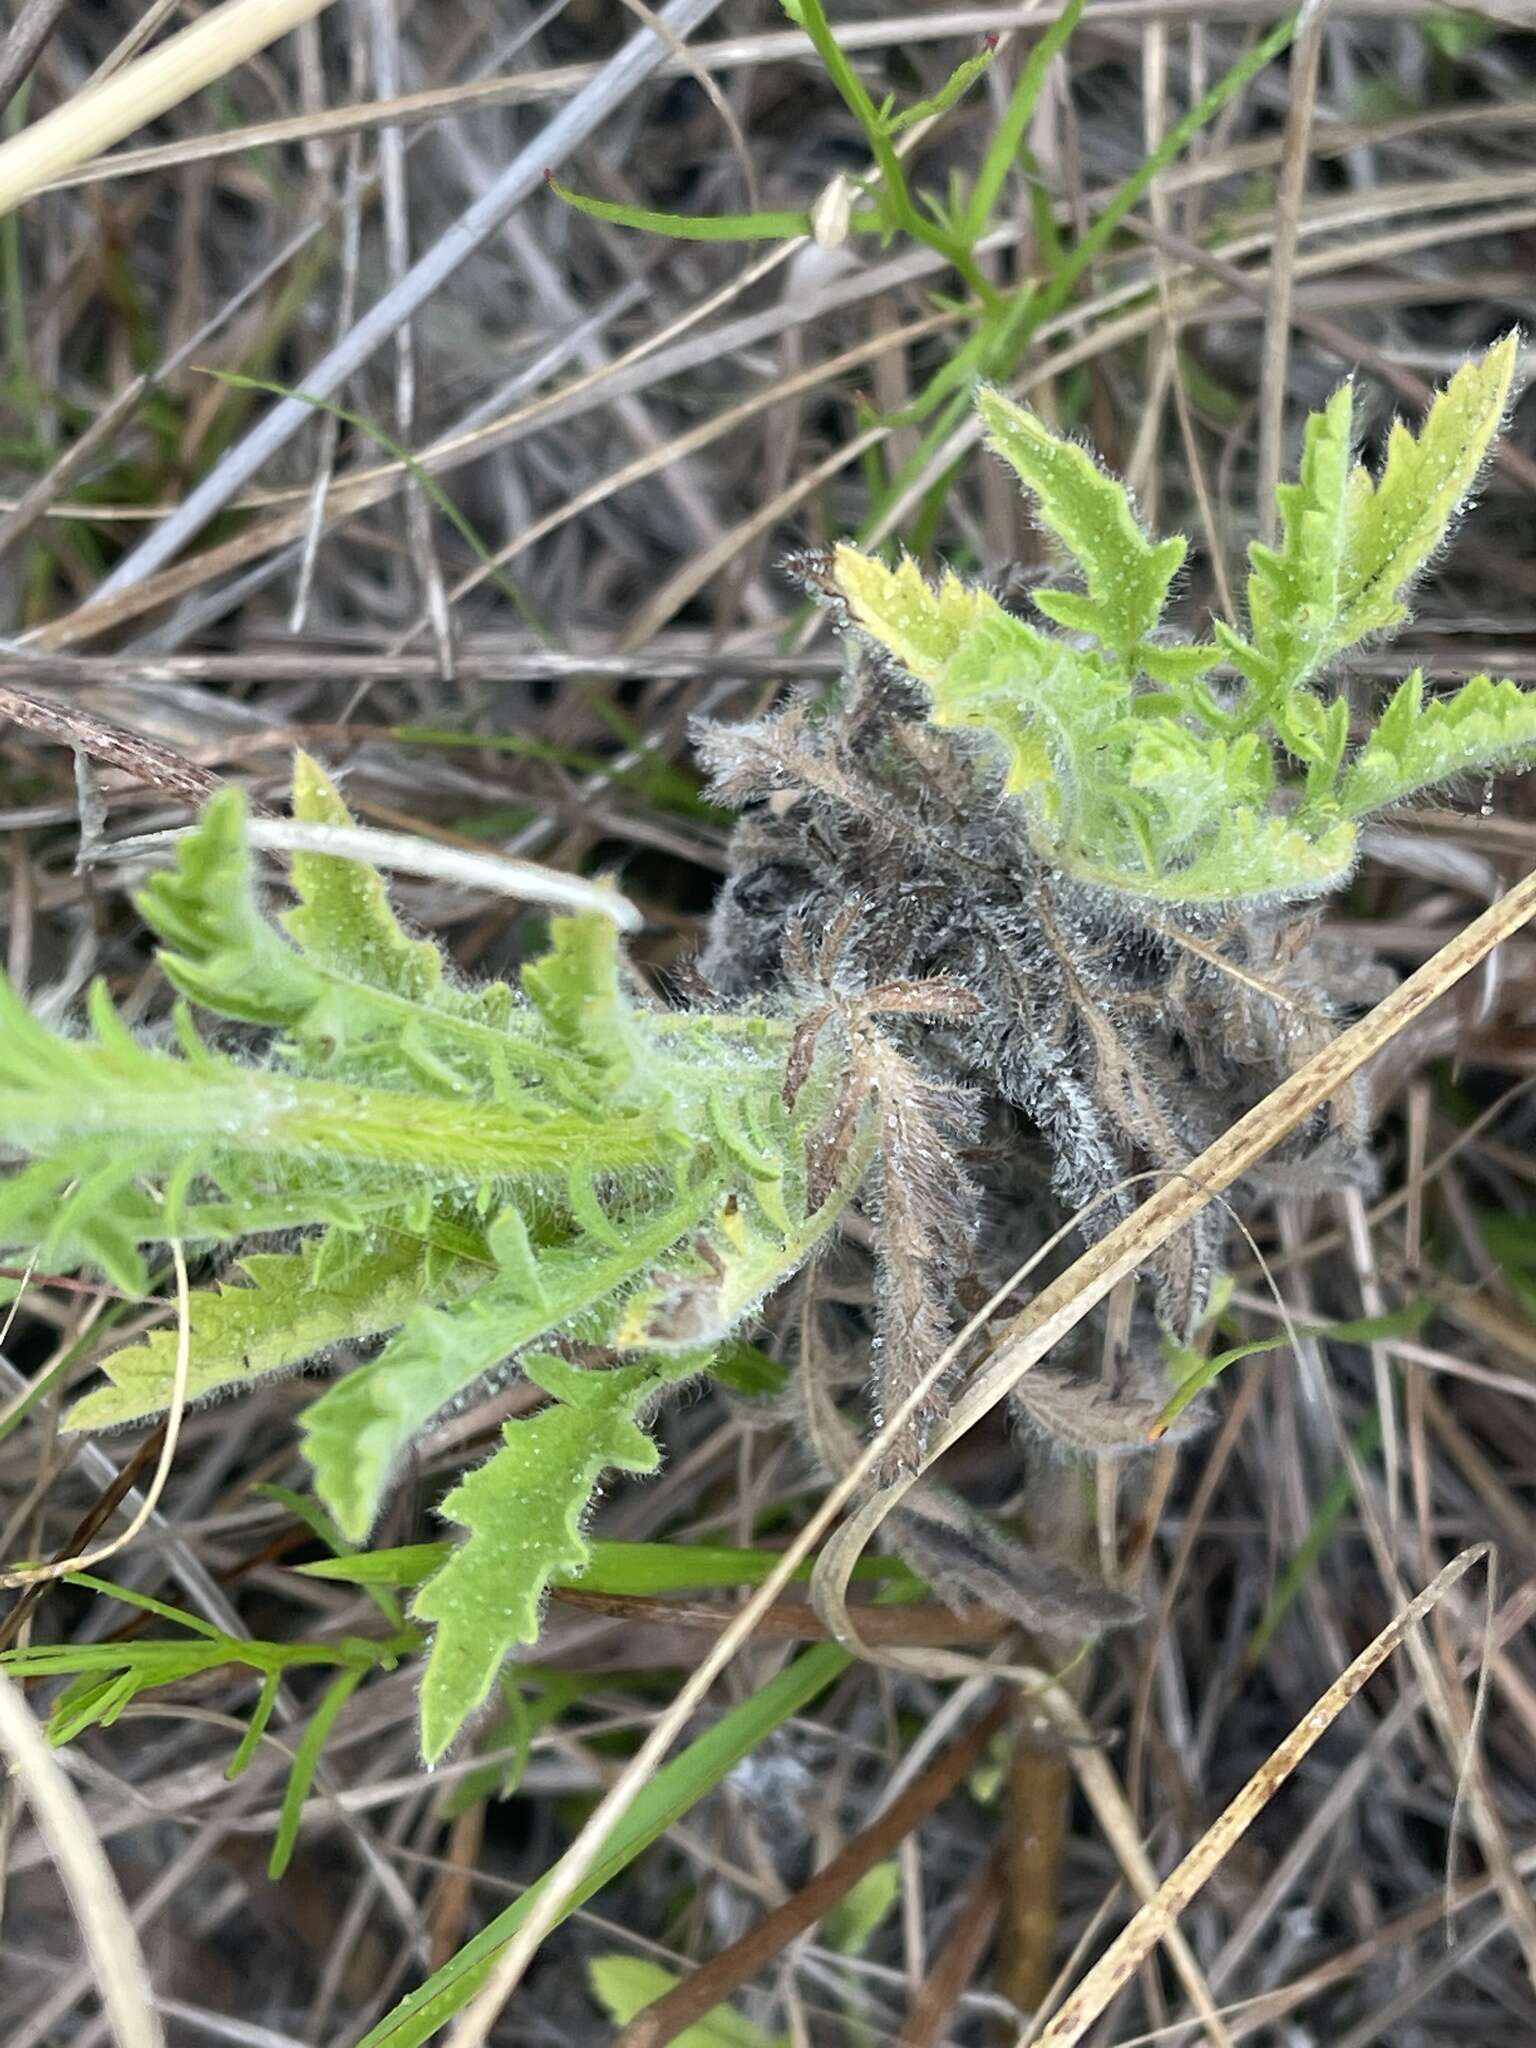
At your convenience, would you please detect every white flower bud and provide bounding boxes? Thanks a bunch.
[810,173,853,250]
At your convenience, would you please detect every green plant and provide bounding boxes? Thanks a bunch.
[2,341,1531,1775]
[0,754,864,1759]
[829,335,1529,901]
[553,0,1300,532]
[699,335,1532,1488]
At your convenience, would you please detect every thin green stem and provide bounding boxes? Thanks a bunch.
[1036,14,1299,325]
[792,0,1005,313]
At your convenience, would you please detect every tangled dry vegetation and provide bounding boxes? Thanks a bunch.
[3,4,1536,2046]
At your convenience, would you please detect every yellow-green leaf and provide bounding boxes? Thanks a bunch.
[975,386,1187,660]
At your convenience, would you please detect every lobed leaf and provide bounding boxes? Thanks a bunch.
[1338,671,1536,818]
[520,911,637,1086]
[412,1358,691,1760]
[0,988,665,1195]
[975,385,1187,662]
[301,1176,728,1544]
[829,543,1125,823]
[1075,806,1356,904]
[1230,335,1519,702]
[1337,333,1517,645]
[281,752,446,1002]
[1238,381,1356,696]
[139,762,546,1095]
[134,786,321,1028]
[64,1235,445,1431]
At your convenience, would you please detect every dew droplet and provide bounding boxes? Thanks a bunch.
[1480,775,1496,819]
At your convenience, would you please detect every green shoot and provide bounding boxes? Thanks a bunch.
[0,756,862,1759]
[832,338,1535,903]
[352,1643,850,2048]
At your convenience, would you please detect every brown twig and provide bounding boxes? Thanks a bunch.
[0,680,254,813]
[427,1800,487,1975]
[612,1697,1012,2048]
[0,1425,166,1653]
[997,1726,1073,2017]
[898,1843,1007,2048]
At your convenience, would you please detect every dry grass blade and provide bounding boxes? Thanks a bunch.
[95,818,645,932]
[76,0,729,611]
[446,784,1536,2045]
[0,680,233,811]
[0,0,340,220]
[1254,0,1330,543]
[899,1845,1007,2047]
[0,0,69,124]
[0,1670,166,2048]
[0,1244,191,1592]
[1026,1545,1490,2047]
[610,1698,1011,2048]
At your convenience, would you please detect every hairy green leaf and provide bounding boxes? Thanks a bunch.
[301,1176,728,1544]
[1230,335,1519,701]
[831,346,1533,904]
[1236,380,1356,697]
[975,385,1187,662]
[407,1157,859,1753]
[65,1235,446,1432]
[830,544,1124,828]
[828,545,1353,900]
[139,767,547,1095]
[281,751,446,1001]
[1338,672,1536,818]
[3,749,860,1762]
[134,786,321,1028]
[1338,335,1517,641]
[521,910,637,1086]
[413,1356,693,1761]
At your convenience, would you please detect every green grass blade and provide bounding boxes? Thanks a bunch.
[549,176,821,242]
[1247,1408,1383,1664]
[268,1665,366,1879]
[353,1641,850,2048]
[227,1671,283,1781]
[963,0,1084,241]
[203,370,541,624]
[1036,14,1299,325]
[884,42,996,139]
[59,1573,229,1641]
[1158,1302,1432,1435]
[295,1537,911,1595]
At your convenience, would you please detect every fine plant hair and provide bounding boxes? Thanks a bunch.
[1,339,1534,1758]
[700,335,1529,1485]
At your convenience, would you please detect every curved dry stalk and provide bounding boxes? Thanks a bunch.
[1026,1545,1490,2047]
[0,0,340,221]
[0,1242,191,1590]
[95,818,645,933]
[443,824,1536,2045]
[0,1670,166,2048]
